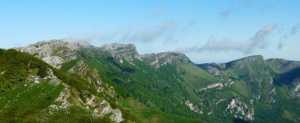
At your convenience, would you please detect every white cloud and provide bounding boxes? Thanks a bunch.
[176,23,278,54]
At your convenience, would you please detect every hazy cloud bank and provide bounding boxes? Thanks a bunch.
[79,18,199,45]
[176,23,278,54]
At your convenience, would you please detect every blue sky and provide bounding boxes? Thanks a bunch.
[1,0,300,63]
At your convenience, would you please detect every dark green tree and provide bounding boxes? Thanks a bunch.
[37,66,48,78]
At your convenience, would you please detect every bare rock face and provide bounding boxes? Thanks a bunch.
[14,39,85,68]
[198,83,224,92]
[42,56,64,69]
[207,66,220,76]
[15,39,80,56]
[110,109,124,122]
[90,99,124,122]
[197,80,234,92]
[291,82,300,98]
[99,43,140,63]
[141,52,190,68]
[185,100,202,114]
[224,98,254,121]
[49,88,71,110]
[47,82,124,122]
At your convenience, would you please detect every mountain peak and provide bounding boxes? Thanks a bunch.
[99,43,140,63]
[14,39,90,68]
[238,55,263,60]
[99,43,136,52]
[229,55,263,64]
[246,55,263,59]
[200,55,265,74]
[141,51,190,68]
[15,39,92,53]
[266,58,300,73]
[62,38,93,48]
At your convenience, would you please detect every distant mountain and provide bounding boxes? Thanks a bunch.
[198,55,300,122]
[11,39,300,123]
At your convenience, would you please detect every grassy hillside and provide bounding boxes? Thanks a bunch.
[75,48,226,120]
[117,97,203,123]
[0,49,140,122]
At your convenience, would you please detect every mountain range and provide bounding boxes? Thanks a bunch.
[1,39,300,123]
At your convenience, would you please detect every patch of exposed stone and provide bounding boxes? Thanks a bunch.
[198,83,224,92]
[216,99,227,105]
[224,98,254,121]
[47,87,124,122]
[224,79,235,87]
[99,43,138,64]
[86,96,124,122]
[142,52,190,68]
[197,80,235,92]
[42,56,64,69]
[269,88,276,103]
[291,82,300,98]
[49,88,70,110]
[14,39,81,68]
[185,100,203,114]
[207,66,221,76]
[68,60,115,97]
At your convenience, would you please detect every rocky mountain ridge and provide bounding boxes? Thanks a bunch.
[12,39,300,123]
[16,39,191,69]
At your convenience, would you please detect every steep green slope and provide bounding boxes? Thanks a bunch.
[266,58,300,73]
[117,97,203,123]
[0,49,141,122]
[266,59,300,86]
[76,48,208,119]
